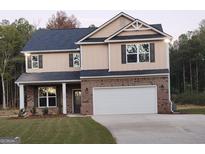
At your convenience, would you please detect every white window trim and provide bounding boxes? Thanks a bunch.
[31,55,39,69]
[73,53,81,68]
[126,43,151,64]
[38,87,57,108]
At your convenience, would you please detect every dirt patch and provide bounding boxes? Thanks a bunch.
[0,109,19,116]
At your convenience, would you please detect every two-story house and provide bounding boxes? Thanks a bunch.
[16,12,173,115]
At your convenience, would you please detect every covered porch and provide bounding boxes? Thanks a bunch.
[15,72,81,115]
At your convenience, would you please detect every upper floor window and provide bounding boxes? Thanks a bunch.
[69,53,80,68]
[73,53,80,67]
[27,54,43,69]
[32,55,39,68]
[126,43,150,63]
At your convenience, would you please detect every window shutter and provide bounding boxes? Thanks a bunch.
[69,53,73,67]
[27,55,32,69]
[150,43,155,62]
[39,55,43,68]
[121,45,126,64]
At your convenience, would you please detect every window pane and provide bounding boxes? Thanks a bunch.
[139,44,149,53]
[39,87,47,96]
[39,98,47,107]
[127,54,137,63]
[32,56,38,61]
[73,53,80,67]
[47,87,56,96]
[48,97,56,107]
[126,45,137,54]
[32,61,38,68]
[139,53,149,62]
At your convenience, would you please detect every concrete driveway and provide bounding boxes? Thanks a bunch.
[92,114,205,144]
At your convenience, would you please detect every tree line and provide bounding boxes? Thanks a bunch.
[170,20,205,97]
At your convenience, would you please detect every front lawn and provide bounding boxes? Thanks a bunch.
[0,117,116,144]
[176,104,205,114]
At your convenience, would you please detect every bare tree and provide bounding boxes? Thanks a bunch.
[47,11,80,29]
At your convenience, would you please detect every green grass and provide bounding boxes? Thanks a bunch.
[176,104,205,114]
[0,117,116,144]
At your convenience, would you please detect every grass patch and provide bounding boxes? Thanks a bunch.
[0,117,116,144]
[176,104,205,114]
[173,92,205,105]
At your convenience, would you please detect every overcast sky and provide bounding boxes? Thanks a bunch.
[1,10,205,40]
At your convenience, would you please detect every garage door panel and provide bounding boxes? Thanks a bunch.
[93,86,157,115]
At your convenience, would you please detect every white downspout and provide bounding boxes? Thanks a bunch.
[166,40,174,113]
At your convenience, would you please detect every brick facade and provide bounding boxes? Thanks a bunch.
[25,76,172,115]
[25,84,80,115]
[81,75,172,115]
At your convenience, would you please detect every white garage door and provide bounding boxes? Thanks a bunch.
[93,86,157,115]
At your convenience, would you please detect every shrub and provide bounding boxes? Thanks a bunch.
[173,92,205,105]
[30,107,36,115]
[18,108,26,117]
[42,107,48,115]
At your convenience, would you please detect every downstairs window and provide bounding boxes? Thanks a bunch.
[38,87,57,108]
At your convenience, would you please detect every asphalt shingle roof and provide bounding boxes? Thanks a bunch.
[80,69,169,77]
[16,69,169,83]
[16,71,80,83]
[23,28,97,51]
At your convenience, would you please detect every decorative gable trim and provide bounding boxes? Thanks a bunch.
[124,21,151,31]
[105,19,172,42]
[76,12,135,44]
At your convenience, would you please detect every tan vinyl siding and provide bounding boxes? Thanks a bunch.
[109,41,168,71]
[90,16,132,38]
[26,52,80,73]
[81,44,108,70]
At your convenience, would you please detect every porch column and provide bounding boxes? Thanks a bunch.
[19,84,24,109]
[62,83,67,114]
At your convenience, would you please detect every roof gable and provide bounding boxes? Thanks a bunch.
[76,12,135,44]
[90,16,133,38]
[105,19,172,42]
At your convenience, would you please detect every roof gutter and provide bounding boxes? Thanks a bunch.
[104,37,166,43]
[21,48,80,54]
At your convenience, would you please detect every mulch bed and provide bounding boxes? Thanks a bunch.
[8,114,67,120]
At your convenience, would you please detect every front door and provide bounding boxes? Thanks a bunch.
[73,90,81,113]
